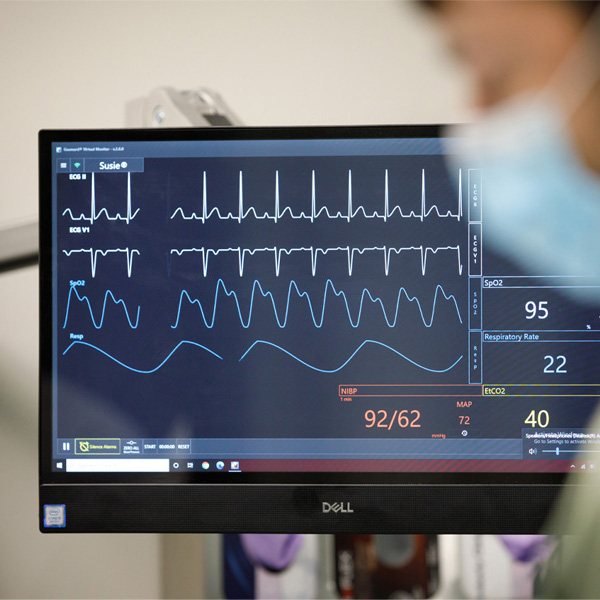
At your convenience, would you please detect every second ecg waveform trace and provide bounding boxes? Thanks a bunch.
[169,246,464,278]
[61,245,463,279]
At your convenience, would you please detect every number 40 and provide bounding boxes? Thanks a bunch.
[525,409,549,428]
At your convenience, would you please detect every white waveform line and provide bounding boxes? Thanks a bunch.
[238,170,243,224]
[62,247,140,277]
[458,167,463,220]
[169,168,463,222]
[421,169,425,223]
[169,245,462,277]
[348,170,352,223]
[62,172,139,224]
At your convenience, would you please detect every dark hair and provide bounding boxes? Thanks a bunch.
[421,0,600,20]
[573,0,600,19]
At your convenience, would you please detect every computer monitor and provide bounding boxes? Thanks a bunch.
[39,125,599,533]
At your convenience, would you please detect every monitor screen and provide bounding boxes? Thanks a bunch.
[39,126,599,533]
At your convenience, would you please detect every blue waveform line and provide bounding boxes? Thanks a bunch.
[61,338,460,375]
[62,340,223,374]
[170,169,463,222]
[239,339,463,374]
[172,279,462,329]
[62,172,140,224]
[63,285,141,329]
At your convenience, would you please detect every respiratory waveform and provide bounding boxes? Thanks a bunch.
[238,339,464,374]
[62,339,461,375]
[62,340,223,374]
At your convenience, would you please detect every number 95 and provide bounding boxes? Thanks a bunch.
[525,300,549,320]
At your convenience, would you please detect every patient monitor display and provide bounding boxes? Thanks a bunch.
[39,126,600,532]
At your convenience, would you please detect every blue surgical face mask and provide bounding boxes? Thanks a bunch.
[445,13,600,305]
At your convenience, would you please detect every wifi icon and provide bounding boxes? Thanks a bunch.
[73,161,82,169]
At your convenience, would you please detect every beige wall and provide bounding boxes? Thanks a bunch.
[0,1,468,597]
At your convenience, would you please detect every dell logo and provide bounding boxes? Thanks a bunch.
[322,502,354,514]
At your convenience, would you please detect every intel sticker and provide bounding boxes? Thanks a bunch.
[44,504,66,528]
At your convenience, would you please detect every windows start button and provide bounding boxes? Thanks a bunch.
[75,438,121,455]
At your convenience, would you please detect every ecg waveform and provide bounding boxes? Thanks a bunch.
[171,280,462,329]
[170,169,463,223]
[62,248,140,277]
[170,245,463,277]
[62,338,462,375]
[63,285,141,329]
[62,172,139,224]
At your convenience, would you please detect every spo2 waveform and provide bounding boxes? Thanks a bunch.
[63,285,141,329]
[63,280,462,331]
[170,280,463,329]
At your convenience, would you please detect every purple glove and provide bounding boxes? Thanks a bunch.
[240,534,304,572]
[498,535,554,563]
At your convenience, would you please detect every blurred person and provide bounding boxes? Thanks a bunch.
[429,1,600,300]
[421,1,600,598]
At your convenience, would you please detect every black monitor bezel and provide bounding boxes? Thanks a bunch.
[39,125,572,533]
